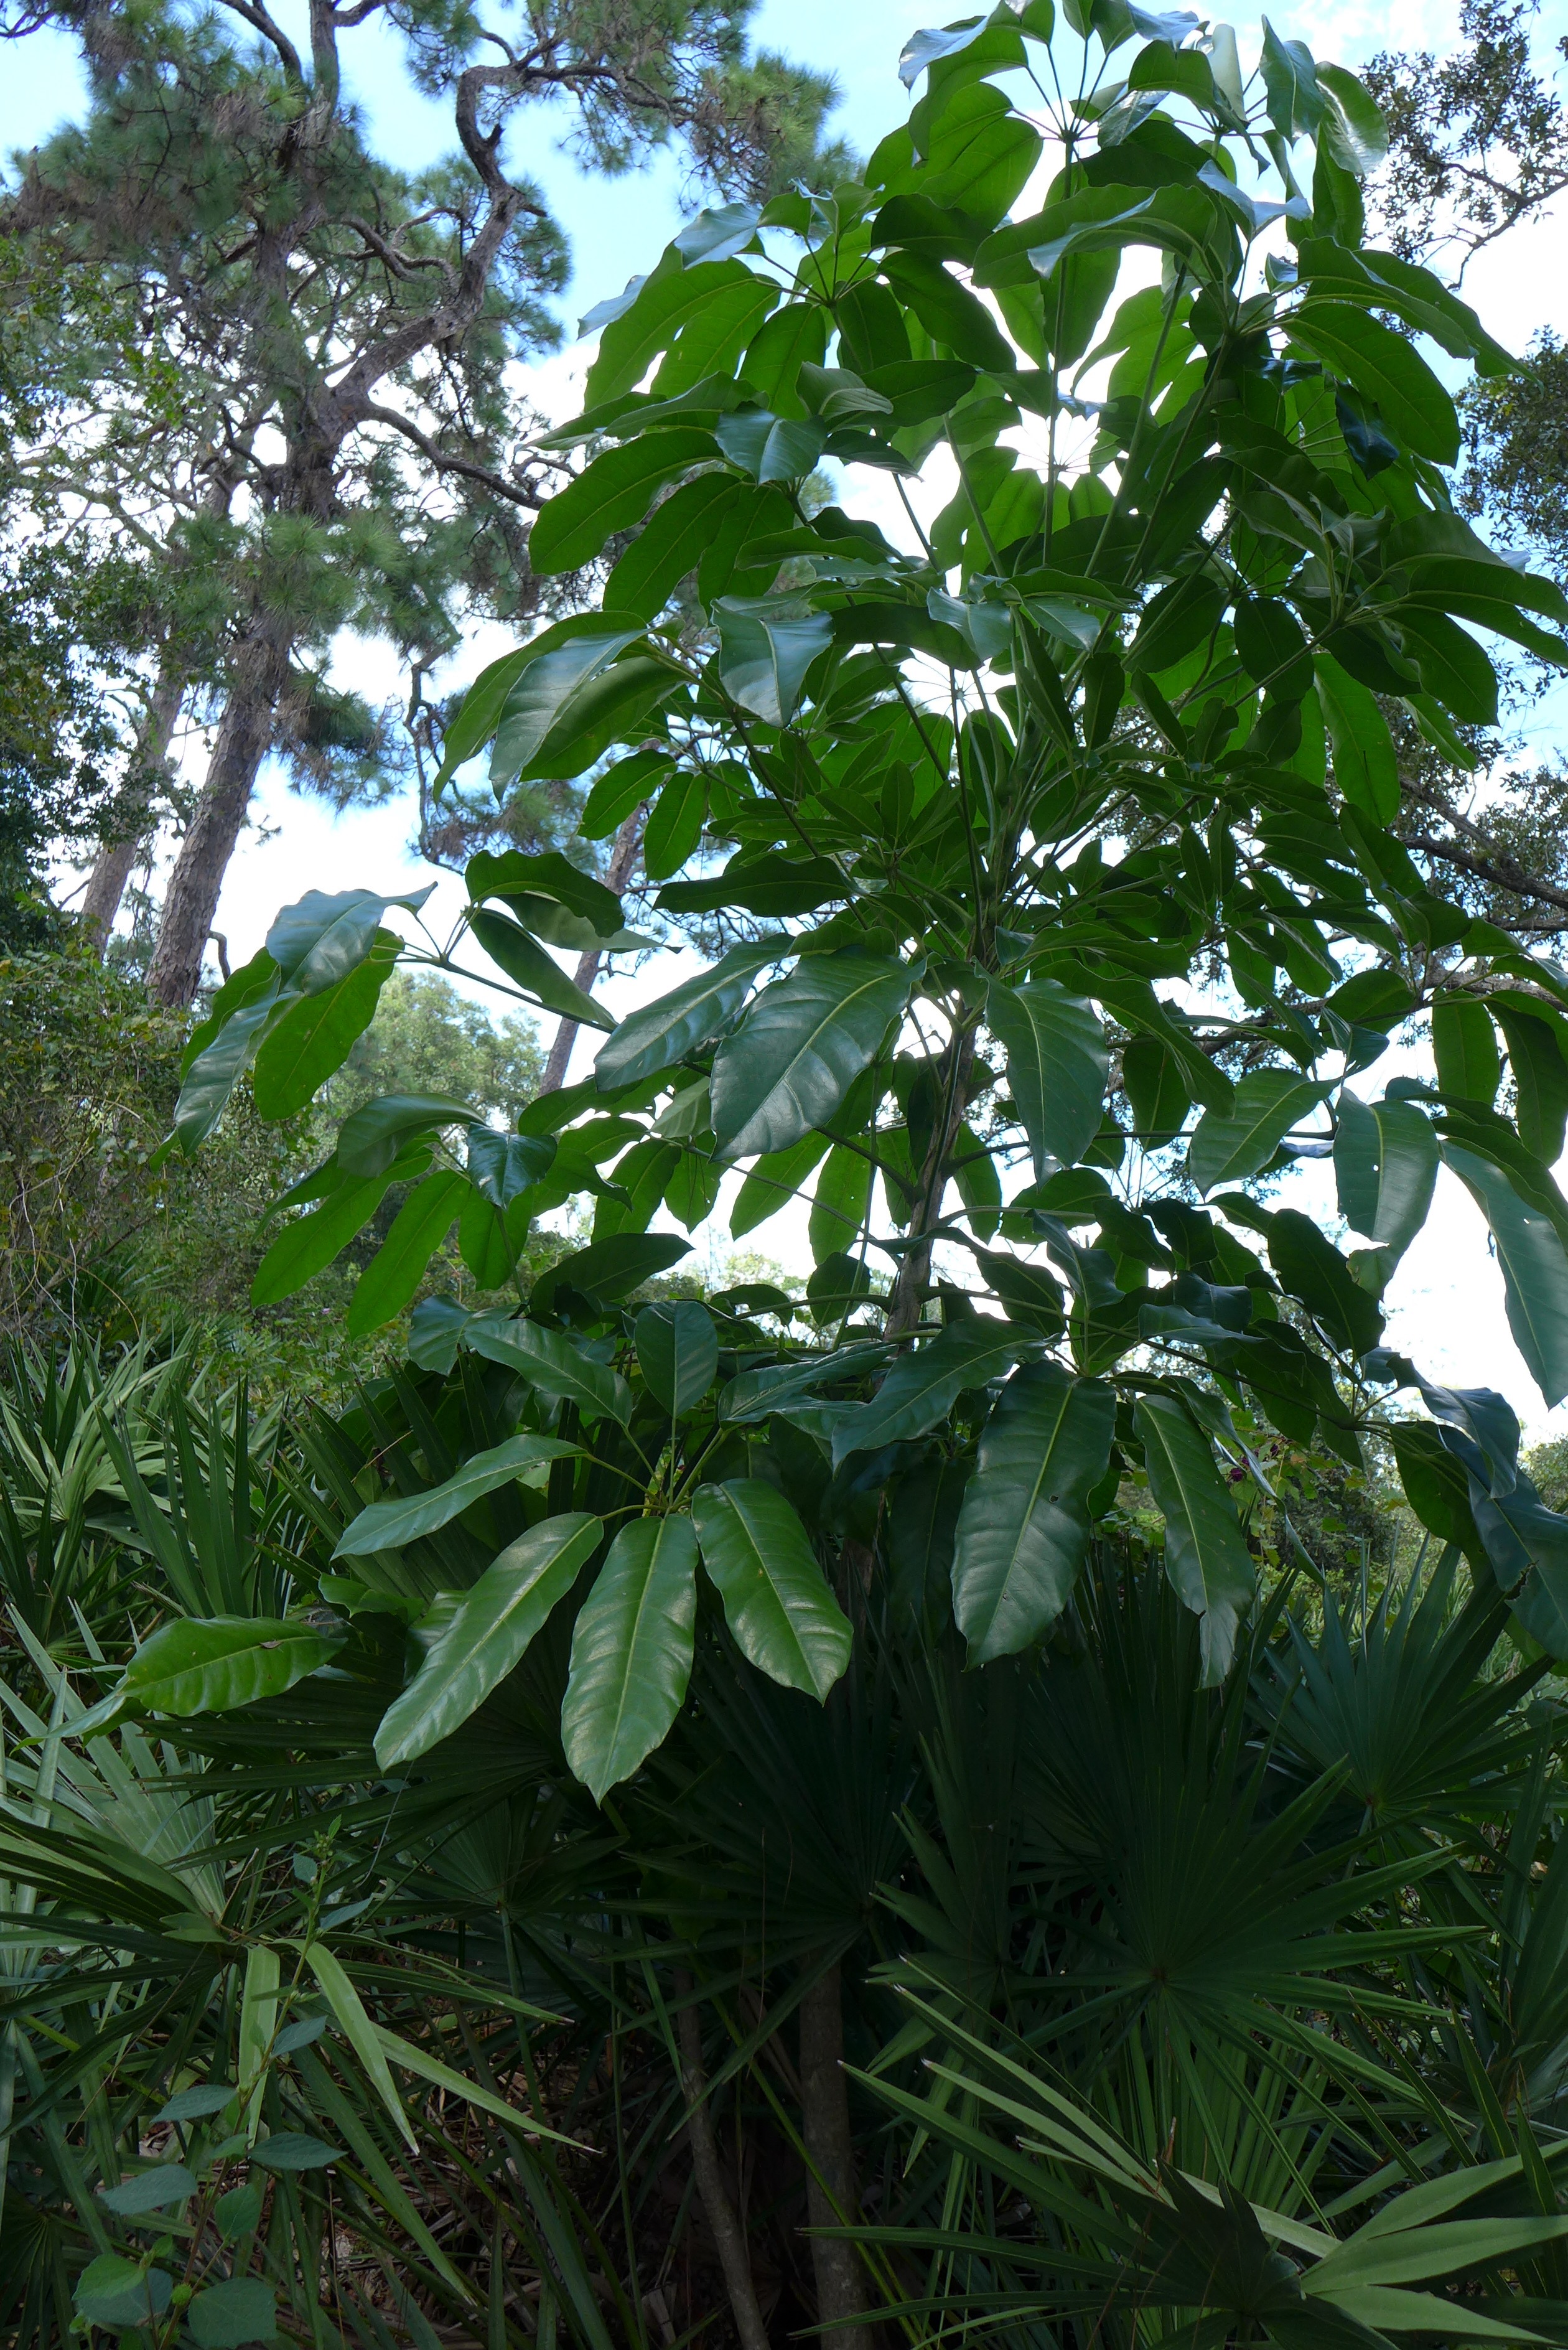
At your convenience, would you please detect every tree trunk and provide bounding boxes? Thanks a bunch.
[80,672,184,953]
[537,806,646,1096]
[884,1026,978,1338]
[799,1961,875,2350]
[146,627,291,1008]
[673,1973,771,2350]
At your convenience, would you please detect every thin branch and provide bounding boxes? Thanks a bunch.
[358,403,549,508]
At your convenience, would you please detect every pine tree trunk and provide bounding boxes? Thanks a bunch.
[537,805,646,1095]
[80,672,184,953]
[799,1961,875,2350]
[146,627,291,1007]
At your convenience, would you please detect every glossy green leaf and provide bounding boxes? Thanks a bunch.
[375,1513,602,1766]
[714,596,834,724]
[265,885,431,996]
[346,1169,467,1336]
[605,474,742,619]
[711,954,910,1161]
[1187,1070,1332,1193]
[469,909,615,1028]
[1268,1209,1385,1354]
[586,257,758,406]
[810,1141,874,1262]
[335,1433,581,1557]
[113,1616,343,1723]
[76,2256,174,2328]
[730,1130,831,1235]
[532,1231,693,1309]
[1333,1093,1438,1269]
[485,632,640,780]
[594,939,782,1090]
[642,767,706,880]
[831,1320,1036,1466]
[1398,609,1499,724]
[1432,995,1500,1105]
[562,1515,699,1799]
[251,936,398,1118]
[1134,1395,1254,1683]
[466,1315,635,1424]
[337,1092,473,1178]
[714,408,829,482]
[1288,301,1460,465]
[528,432,714,573]
[251,1174,392,1306]
[467,1128,559,1207]
[174,987,284,1153]
[1493,998,1568,1163]
[1442,1142,1568,1407]
[987,977,1108,1181]
[635,1301,719,1415]
[951,1364,1115,1662]
[1317,655,1399,822]
[1315,62,1388,176]
[691,1480,852,1699]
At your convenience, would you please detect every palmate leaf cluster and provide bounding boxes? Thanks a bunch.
[28,7,1568,2338]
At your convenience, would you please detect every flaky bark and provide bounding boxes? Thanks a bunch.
[80,672,184,952]
[146,625,292,1006]
[799,1961,875,2350]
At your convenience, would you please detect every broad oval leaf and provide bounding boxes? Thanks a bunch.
[465,1314,635,1425]
[831,1320,1037,1466]
[1333,1093,1437,1263]
[374,1514,602,1767]
[1134,1395,1254,1684]
[336,1093,475,1179]
[347,1169,468,1336]
[527,432,715,574]
[1442,1141,1568,1408]
[114,1617,343,1722]
[987,977,1108,1181]
[635,1301,719,1415]
[1187,1070,1332,1194]
[951,1364,1118,1662]
[187,2280,279,2350]
[561,1514,699,1800]
[251,938,398,1118]
[469,909,616,1028]
[691,1480,852,1700]
[100,2163,200,2216]
[711,955,911,1161]
[335,1433,583,1558]
[714,596,834,724]
[1288,301,1460,466]
[594,939,784,1090]
[265,885,431,996]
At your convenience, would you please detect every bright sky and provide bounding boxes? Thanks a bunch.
[17,0,1568,1435]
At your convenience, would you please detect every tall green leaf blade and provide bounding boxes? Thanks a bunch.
[951,1364,1115,1662]
[174,990,284,1153]
[1187,1070,1332,1193]
[527,433,714,573]
[634,1301,719,1415]
[594,939,783,1090]
[252,939,398,1118]
[691,1481,852,1699]
[1317,656,1399,822]
[469,910,616,1028]
[1288,301,1460,464]
[335,1433,583,1557]
[1333,1093,1437,1261]
[711,955,910,1160]
[831,1321,1037,1466]
[346,1169,468,1336]
[374,1514,602,1767]
[465,1316,635,1425]
[1442,1141,1568,1407]
[251,1176,393,1306]
[1134,1395,1254,1682]
[714,597,834,724]
[986,978,1108,1180]
[111,1618,343,1723]
[561,1515,699,1799]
